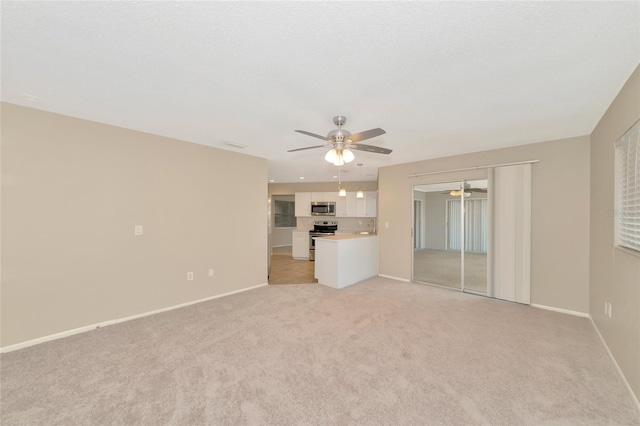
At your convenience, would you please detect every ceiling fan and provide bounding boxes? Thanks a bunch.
[288,115,392,165]
[444,184,488,197]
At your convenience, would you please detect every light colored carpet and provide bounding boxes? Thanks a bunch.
[1,277,638,425]
[414,248,487,293]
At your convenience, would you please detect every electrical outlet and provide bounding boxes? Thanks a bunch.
[208,268,214,277]
[134,225,143,236]
[187,272,194,281]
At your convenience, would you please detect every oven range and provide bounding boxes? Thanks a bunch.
[308,221,338,261]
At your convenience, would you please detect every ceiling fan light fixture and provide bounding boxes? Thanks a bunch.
[342,148,355,163]
[325,148,338,163]
[450,190,471,197]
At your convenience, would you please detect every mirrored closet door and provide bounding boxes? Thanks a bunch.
[412,180,489,295]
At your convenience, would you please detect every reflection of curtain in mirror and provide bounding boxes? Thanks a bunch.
[447,199,488,252]
[489,164,531,304]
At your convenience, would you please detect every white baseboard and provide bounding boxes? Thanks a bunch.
[530,303,589,318]
[589,316,640,415]
[377,274,410,282]
[0,283,268,353]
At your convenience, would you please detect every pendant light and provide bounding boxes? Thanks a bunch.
[338,165,346,197]
[355,164,364,198]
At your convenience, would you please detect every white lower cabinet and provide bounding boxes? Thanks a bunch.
[292,231,310,260]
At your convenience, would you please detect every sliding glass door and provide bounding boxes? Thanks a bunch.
[412,179,488,294]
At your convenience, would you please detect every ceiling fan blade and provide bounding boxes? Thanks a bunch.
[348,128,386,143]
[287,145,326,153]
[469,188,488,193]
[295,130,330,141]
[348,143,392,154]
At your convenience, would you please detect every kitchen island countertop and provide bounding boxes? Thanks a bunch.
[314,234,378,289]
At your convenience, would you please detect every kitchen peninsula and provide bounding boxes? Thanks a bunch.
[314,234,378,289]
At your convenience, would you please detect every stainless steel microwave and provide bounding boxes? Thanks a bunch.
[310,201,336,216]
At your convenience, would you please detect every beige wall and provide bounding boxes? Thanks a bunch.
[1,103,268,347]
[378,136,591,314]
[590,65,640,399]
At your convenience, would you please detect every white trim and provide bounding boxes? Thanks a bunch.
[530,303,589,318]
[590,316,640,415]
[407,160,540,178]
[0,283,268,353]
[378,274,410,282]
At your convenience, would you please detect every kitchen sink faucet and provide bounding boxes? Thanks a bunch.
[368,218,376,233]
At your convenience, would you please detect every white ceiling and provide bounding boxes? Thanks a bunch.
[2,1,639,183]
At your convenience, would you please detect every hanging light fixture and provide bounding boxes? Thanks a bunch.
[356,189,364,198]
[338,165,346,197]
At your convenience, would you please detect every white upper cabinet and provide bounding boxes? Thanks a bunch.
[336,192,356,217]
[295,191,376,217]
[365,191,377,217]
[311,192,338,202]
[295,192,312,217]
[323,192,339,203]
[355,191,377,217]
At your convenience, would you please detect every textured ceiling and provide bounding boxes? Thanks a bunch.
[2,1,639,182]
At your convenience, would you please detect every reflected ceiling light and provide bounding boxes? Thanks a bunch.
[450,190,471,197]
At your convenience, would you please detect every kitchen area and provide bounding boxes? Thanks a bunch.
[269,185,379,287]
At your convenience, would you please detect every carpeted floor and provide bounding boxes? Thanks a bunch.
[413,248,487,293]
[1,277,638,425]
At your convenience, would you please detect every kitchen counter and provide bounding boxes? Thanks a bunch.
[319,234,376,240]
[314,234,378,289]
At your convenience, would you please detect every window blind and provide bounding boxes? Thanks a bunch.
[615,119,640,253]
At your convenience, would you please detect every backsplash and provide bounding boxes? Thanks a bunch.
[296,217,376,233]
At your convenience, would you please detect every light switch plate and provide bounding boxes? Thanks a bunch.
[135,225,143,236]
